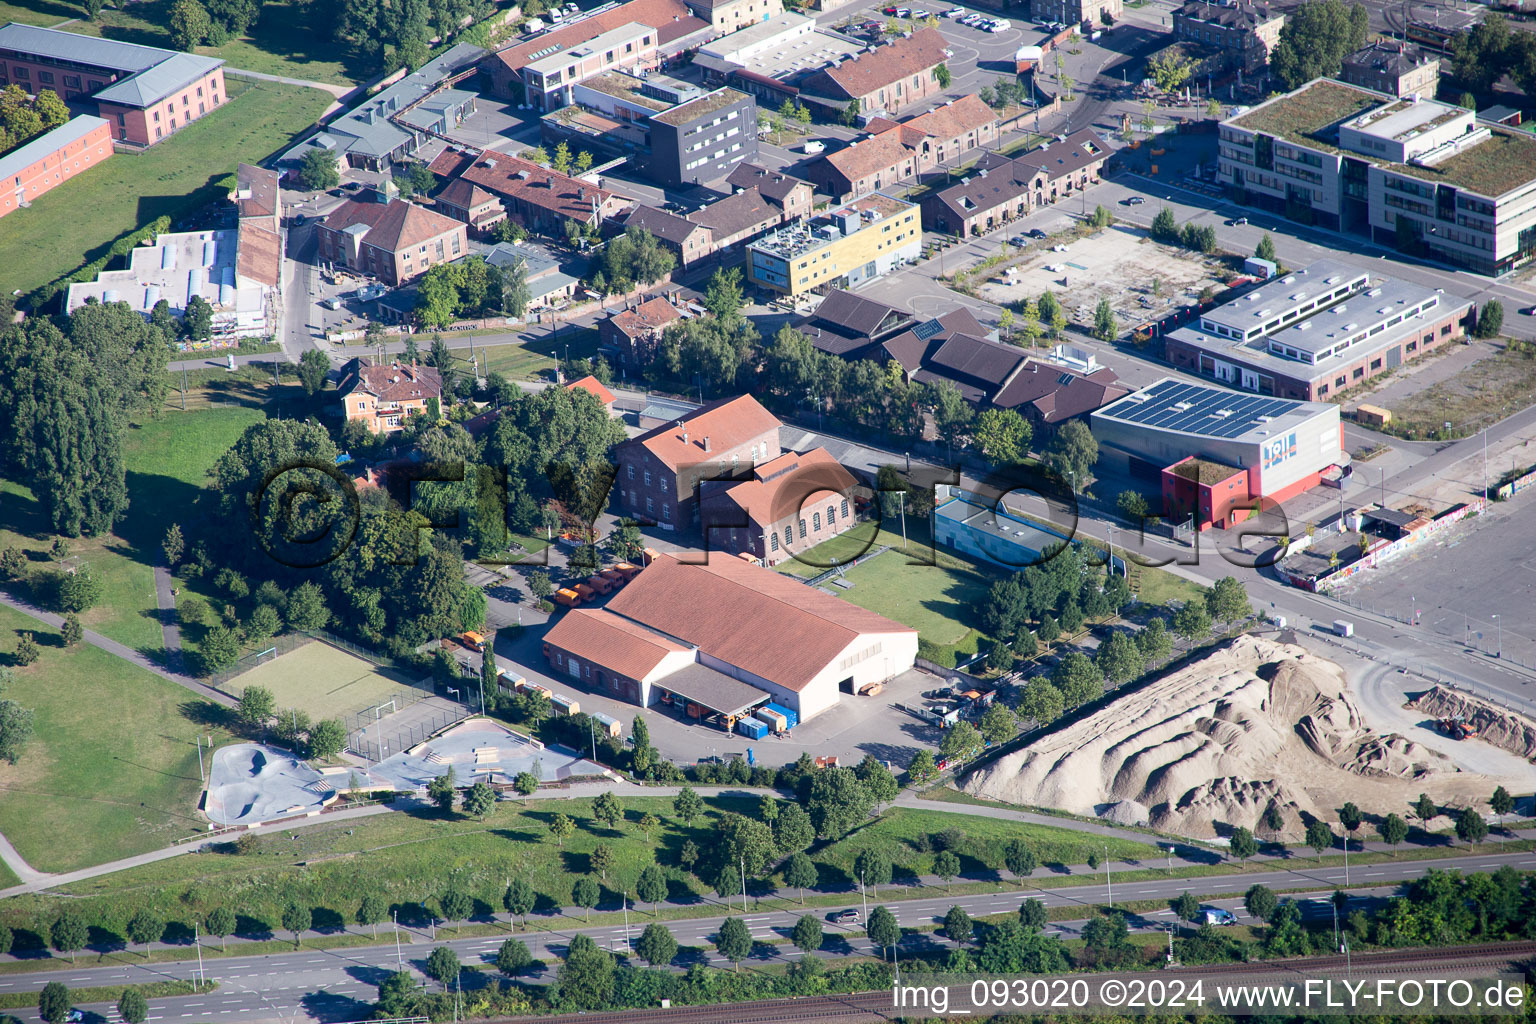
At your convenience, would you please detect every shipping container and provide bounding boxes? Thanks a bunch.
[754,707,789,733]
[736,717,768,739]
[550,693,581,716]
[590,711,622,738]
[496,670,526,696]
[760,701,799,729]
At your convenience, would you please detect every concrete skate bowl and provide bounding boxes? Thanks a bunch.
[370,717,608,792]
[205,743,331,826]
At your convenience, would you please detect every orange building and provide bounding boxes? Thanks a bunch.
[339,358,445,433]
[0,115,112,218]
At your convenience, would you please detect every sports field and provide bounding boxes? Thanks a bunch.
[223,641,426,721]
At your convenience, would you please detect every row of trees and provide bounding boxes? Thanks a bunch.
[1450,15,1536,96]
[415,255,532,329]
[1149,207,1217,254]
[328,0,492,74]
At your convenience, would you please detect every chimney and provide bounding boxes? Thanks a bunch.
[682,428,689,443]
[703,436,712,452]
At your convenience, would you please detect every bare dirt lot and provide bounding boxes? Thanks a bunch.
[1369,344,1536,439]
[976,225,1226,330]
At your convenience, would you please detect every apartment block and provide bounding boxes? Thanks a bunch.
[523,22,660,111]
[1031,0,1122,28]
[1171,0,1284,74]
[0,115,111,218]
[1219,78,1536,276]
[1340,41,1440,97]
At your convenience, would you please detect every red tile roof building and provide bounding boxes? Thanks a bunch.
[316,198,467,286]
[431,148,629,236]
[798,28,949,118]
[435,178,507,235]
[547,552,917,719]
[614,393,782,526]
[809,95,999,201]
[702,446,859,565]
[565,374,617,411]
[481,0,695,100]
[599,294,688,365]
[338,358,445,433]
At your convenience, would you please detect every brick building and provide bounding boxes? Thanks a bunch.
[808,95,999,201]
[316,198,468,286]
[0,23,225,147]
[702,446,859,565]
[1030,0,1122,29]
[921,128,1110,237]
[1171,0,1284,75]
[725,163,814,220]
[614,393,782,527]
[797,28,948,119]
[0,115,112,218]
[1340,41,1440,97]
[600,294,689,365]
[430,148,629,236]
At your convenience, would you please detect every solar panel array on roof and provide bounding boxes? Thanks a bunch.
[1101,380,1301,438]
[912,318,946,341]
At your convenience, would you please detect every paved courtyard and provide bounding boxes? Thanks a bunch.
[206,744,328,826]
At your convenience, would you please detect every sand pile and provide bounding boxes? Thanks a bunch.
[1412,686,1536,760]
[964,636,1487,837]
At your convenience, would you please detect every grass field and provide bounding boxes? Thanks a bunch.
[1,77,331,298]
[219,641,424,721]
[0,604,236,873]
[478,328,600,381]
[8,0,367,84]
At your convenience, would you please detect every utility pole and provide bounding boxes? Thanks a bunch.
[196,735,206,784]
[1342,825,1349,885]
[194,923,205,986]
[623,892,632,953]
[897,489,907,551]
[393,911,402,969]
[741,855,748,913]
[1104,844,1112,906]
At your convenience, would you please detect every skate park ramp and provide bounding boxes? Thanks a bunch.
[205,743,330,826]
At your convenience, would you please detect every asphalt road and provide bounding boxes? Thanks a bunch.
[7,848,1536,1024]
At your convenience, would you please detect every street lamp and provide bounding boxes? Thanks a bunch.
[1493,614,1501,658]
[1104,844,1112,906]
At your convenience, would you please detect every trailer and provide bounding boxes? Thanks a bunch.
[755,707,789,733]
[599,568,627,588]
[1333,619,1355,637]
[612,562,642,579]
[550,692,581,716]
[759,701,799,730]
[495,669,526,697]
[590,711,622,738]
[573,583,597,602]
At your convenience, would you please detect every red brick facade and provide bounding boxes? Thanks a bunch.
[0,116,112,218]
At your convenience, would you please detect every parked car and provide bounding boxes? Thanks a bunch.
[1126,195,1146,205]
[946,6,967,15]
[1010,234,1031,246]
[1028,227,1048,238]
[1521,306,1536,316]
[882,5,900,12]
[67,1011,84,1023]
[1203,908,1237,926]
[834,909,862,925]
[1227,216,1249,225]
[896,7,911,16]
[923,687,955,700]
[912,8,930,16]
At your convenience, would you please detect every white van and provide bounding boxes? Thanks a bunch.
[803,140,825,154]
[1203,908,1237,926]
[989,17,1011,30]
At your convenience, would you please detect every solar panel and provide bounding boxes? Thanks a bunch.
[1101,379,1302,438]
[912,318,946,341]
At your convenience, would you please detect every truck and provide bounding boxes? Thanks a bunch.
[458,630,486,652]
[1333,619,1355,637]
[1437,716,1477,740]
[553,587,583,606]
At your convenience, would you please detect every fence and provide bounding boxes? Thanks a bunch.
[348,702,472,763]
[206,628,394,692]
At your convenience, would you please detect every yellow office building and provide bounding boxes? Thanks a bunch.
[747,193,920,297]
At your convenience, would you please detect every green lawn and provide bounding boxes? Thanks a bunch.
[805,808,1155,888]
[16,0,367,84]
[2,77,331,298]
[0,603,237,873]
[478,328,600,381]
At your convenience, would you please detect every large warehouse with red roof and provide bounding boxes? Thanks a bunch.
[541,553,917,721]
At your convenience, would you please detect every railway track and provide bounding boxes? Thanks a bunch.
[487,941,1536,1024]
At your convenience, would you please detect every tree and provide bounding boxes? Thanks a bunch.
[1414,793,1439,825]
[283,582,328,633]
[206,905,236,949]
[589,843,614,881]
[1474,299,1504,338]
[854,754,899,809]
[1094,633,1142,686]
[673,784,703,824]
[1491,785,1514,826]
[511,771,538,796]
[51,914,86,962]
[281,901,311,947]
[1017,679,1065,726]
[1173,891,1201,924]
[637,863,667,914]
[237,685,276,731]
[1171,600,1211,645]
[557,933,615,1009]
[1116,490,1150,523]
[1244,883,1277,922]
[704,266,746,323]
[1255,233,1277,264]
[980,703,1017,745]
[1147,49,1193,92]
[1377,813,1409,855]
[1229,827,1258,861]
[867,905,900,959]
[440,888,472,926]
[935,61,951,87]
[305,721,345,761]
[774,802,815,854]
[505,877,535,928]
[168,0,212,48]
[565,875,600,922]
[943,904,972,944]
[1305,819,1334,857]
[118,988,148,1024]
[462,779,495,819]
[296,348,330,397]
[1051,651,1103,708]
[1089,295,1118,342]
[716,916,752,971]
[355,894,385,939]
[1205,576,1251,632]
[933,850,961,889]
[635,923,677,967]
[1269,0,1368,89]
[1004,839,1038,879]
[1018,898,1048,933]
[162,523,185,568]
[376,970,422,1018]
[791,913,822,954]
[806,766,873,838]
[8,631,37,669]
[549,813,575,846]
[299,148,339,191]
[425,945,460,991]
[1338,801,1363,835]
[427,765,458,813]
[907,749,938,784]
[854,849,892,896]
[940,720,984,763]
[128,910,165,958]
[38,982,71,1024]
[973,407,1032,465]
[1455,806,1489,849]
[1038,291,1066,338]
[1150,207,1178,242]
[783,851,818,903]
[592,790,623,830]
[1089,204,1114,230]
[679,839,699,873]
[1044,420,1098,492]
[496,938,532,977]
